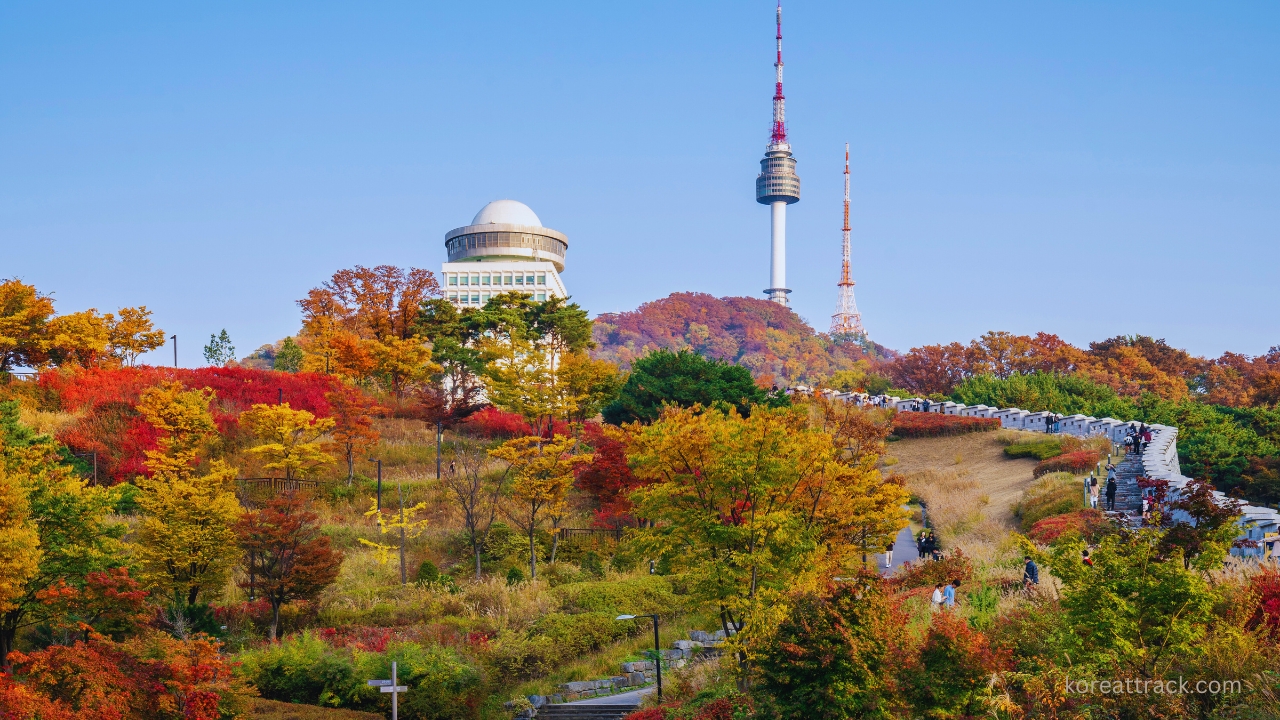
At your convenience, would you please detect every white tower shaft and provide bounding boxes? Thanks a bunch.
[770,201,786,296]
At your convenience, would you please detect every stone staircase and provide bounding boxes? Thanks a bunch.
[1105,451,1144,523]
[536,704,638,720]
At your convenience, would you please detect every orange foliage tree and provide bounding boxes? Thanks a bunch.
[235,493,342,641]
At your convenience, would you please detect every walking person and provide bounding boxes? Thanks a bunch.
[1106,474,1117,511]
[931,583,944,610]
[884,539,894,569]
[1089,475,1099,508]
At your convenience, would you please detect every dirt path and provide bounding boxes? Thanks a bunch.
[884,432,1039,530]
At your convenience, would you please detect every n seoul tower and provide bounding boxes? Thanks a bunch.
[756,1,800,306]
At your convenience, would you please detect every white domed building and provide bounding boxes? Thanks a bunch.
[441,200,569,307]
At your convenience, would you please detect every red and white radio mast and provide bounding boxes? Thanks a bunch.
[830,144,865,337]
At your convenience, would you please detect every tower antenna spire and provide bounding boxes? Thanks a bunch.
[771,1,787,145]
[831,143,866,337]
[757,2,800,306]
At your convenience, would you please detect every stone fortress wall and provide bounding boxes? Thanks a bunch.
[818,390,1280,558]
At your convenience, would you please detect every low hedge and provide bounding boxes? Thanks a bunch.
[891,411,1000,438]
[1004,439,1063,460]
[1033,450,1102,478]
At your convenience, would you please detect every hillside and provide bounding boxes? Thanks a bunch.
[590,292,893,386]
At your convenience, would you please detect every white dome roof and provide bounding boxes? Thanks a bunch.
[471,199,542,227]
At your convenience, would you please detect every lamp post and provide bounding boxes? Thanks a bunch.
[368,458,383,510]
[436,420,442,480]
[616,614,661,702]
[170,335,177,367]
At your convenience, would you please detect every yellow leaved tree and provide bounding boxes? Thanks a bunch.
[359,493,430,586]
[490,434,592,580]
[625,404,909,677]
[0,465,40,616]
[240,404,335,480]
[133,382,241,606]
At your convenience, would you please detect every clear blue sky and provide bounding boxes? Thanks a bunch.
[3,1,1277,365]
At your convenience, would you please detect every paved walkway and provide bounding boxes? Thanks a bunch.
[879,523,920,576]
[567,686,654,705]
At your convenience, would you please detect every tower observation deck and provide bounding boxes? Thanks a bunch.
[756,2,799,306]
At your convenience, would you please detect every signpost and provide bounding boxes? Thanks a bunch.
[367,661,408,720]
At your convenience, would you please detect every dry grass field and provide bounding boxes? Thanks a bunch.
[883,430,1040,562]
[248,698,384,720]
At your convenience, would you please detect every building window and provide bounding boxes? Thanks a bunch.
[448,275,458,286]
[471,294,480,304]
[525,275,535,285]
[460,275,469,286]
[515,275,524,285]
[481,275,490,285]
[471,275,479,285]
[537,292,546,301]
[448,293,458,301]
[537,274,546,285]
[481,293,490,304]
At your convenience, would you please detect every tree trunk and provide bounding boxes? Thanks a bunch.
[270,601,281,642]
[1,621,16,673]
[474,544,483,578]
[529,524,537,580]
[347,445,354,485]
[187,584,200,607]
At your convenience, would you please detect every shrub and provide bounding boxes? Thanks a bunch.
[891,549,975,591]
[236,630,363,707]
[1026,509,1109,544]
[1017,473,1085,530]
[415,560,440,585]
[529,611,633,657]
[891,411,999,438]
[506,567,525,585]
[756,578,900,719]
[554,575,678,616]
[1033,450,1102,478]
[357,642,482,720]
[901,610,1010,717]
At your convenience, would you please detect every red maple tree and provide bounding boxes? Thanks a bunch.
[235,493,343,641]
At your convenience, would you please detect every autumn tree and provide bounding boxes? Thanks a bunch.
[0,278,55,371]
[555,351,624,423]
[44,309,111,367]
[0,464,40,624]
[490,434,592,579]
[756,575,905,720]
[297,266,441,393]
[575,422,646,528]
[444,440,509,577]
[133,382,240,606]
[106,306,166,366]
[0,401,123,670]
[326,387,381,484]
[235,493,343,640]
[626,404,908,674]
[36,568,150,643]
[240,403,335,480]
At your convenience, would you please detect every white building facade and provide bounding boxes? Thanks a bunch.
[442,200,568,308]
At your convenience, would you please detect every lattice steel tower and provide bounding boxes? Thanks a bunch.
[756,1,800,306]
[830,144,865,337]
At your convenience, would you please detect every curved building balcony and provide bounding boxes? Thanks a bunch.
[444,223,569,273]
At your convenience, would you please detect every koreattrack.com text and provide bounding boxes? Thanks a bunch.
[1066,677,1242,695]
